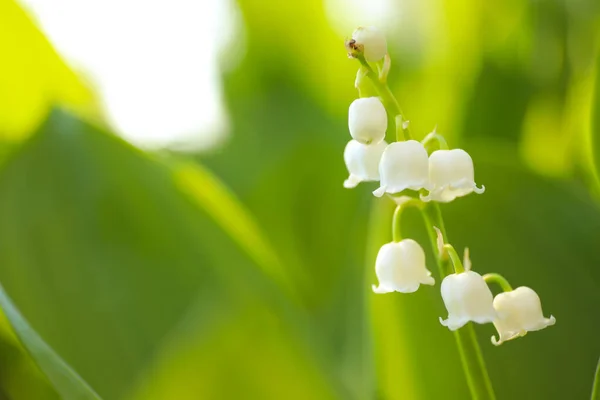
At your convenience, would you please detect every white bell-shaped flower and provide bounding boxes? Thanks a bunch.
[352,26,387,62]
[440,271,496,331]
[343,139,387,188]
[348,97,387,144]
[372,239,435,293]
[421,149,485,203]
[491,286,556,345]
[373,140,430,197]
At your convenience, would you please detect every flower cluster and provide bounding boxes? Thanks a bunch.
[346,101,485,201]
[343,26,555,346]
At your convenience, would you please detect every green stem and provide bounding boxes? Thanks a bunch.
[592,356,600,400]
[443,244,465,273]
[421,204,496,400]
[356,56,412,141]
[421,131,449,151]
[482,273,513,292]
[420,203,452,276]
[392,199,423,242]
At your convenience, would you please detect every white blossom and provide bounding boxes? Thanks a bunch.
[373,140,430,197]
[372,239,435,294]
[440,271,496,331]
[491,286,556,345]
[352,26,387,62]
[348,97,387,144]
[421,149,485,203]
[343,139,387,188]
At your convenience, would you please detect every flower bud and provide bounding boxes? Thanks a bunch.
[421,149,485,203]
[373,140,430,197]
[372,239,435,294]
[343,139,387,188]
[348,97,387,144]
[440,271,496,331]
[352,26,387,62]
[491,286,556,345]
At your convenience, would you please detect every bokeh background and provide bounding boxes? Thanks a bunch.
[0,0,599,399]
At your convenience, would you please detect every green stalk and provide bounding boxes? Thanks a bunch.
[353,51,495,399]
[592,356,600,400]
[483,273,513,293]
[443,244,466,273]
[422,204,496,400]
[421,131,449,151]
[392,199,423,242]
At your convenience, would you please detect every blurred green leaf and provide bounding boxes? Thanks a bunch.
[0,109,337,399]
[592,356,600,399]
[591,52,600,184]
[0,283,101,400]
[172,163,294,296]
[0,310,60,399]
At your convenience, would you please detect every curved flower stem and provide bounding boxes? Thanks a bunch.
[421,130,449,152]
[421,204,496,400]
[392,199,424,242]
[356,55,412,141]
[483,273,513,292]
[443,244,465,273]
[592,356,600,400]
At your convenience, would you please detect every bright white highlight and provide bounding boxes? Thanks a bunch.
[18,0,242,151]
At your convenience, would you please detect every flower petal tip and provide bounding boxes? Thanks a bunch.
[343,178,358,189]
[474,184,485,194]
[419,192,432,202]
[439,316,466,331]
[423,276,435,286]
[372,284,388,294]
[373,186,386,197]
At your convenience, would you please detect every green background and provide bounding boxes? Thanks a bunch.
[0,0,599,398]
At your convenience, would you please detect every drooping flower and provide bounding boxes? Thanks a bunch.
[372,239,435,293]
[421,149,485,203]
[491,286,556,345]
[343,139,387,188]
[373,140,430,197]
[440,271,496,331]
[351,26,387,62]
[348,97,387,144]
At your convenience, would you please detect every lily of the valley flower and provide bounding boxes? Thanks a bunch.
[348,97,387,144]
[421,149,485,203]
[373,140,430,197]
[343,139,387,188]
[440,271,496,331]
[372,239,435,293]
[351,26,387,62]
[491,286,556,346]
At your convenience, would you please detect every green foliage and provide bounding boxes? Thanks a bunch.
[591,52,600,184]
[0,283,100,399]
[0,0,599,399]
[0,110,341,399]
